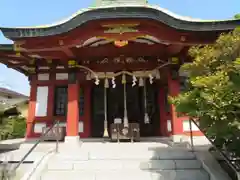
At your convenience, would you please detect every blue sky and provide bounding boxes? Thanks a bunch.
[0,0,239,95]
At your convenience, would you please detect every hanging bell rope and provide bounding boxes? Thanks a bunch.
[103,82,109,138]
[104,78,109,88]
[123,75,129,128]
[122,74,126,84]
[139,77,144,87]
[143,78,150,124]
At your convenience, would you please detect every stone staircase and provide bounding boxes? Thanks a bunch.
[37,142,210,180]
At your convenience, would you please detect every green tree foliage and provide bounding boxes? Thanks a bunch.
[234,14,240,19]
[170,28,240,157]
[0,116,26,140]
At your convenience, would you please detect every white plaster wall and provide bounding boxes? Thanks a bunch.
[35,86,48,117]
[56,73,68,80]
[34,122,46,133]
[38,73,49,81]
[57,121,84,133]
[58,122,66,128]
[183,120,200,131]
[56,66,65,69]
[79,121,84,133]
[167,120,172,132]
[38,66,50,70]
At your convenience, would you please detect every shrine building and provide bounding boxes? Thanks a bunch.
[0,0,239,143]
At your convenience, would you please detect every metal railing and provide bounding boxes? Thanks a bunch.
[189,118,240,180]
[5,120,60,178]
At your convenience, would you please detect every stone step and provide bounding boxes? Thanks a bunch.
[79,142,170,150]
[19,143,56,152]
[47,159,202,171]
[55,149,196,161]
[40,169,209,180]
[88,150,196,160]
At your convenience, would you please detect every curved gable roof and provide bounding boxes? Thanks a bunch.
[0,4,239,39]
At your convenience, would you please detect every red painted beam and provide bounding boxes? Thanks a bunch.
[166,44,184,55]
[76,43,168,58]
[19,43,171,60]
[15,19,218,52]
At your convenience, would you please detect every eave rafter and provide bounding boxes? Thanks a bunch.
[0,56,25,63]
[0,51,30,69]
[1,58,29,75]
[11,43,171,60]
[3,43,187,67]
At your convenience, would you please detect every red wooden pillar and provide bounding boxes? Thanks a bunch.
[158,87,167,136]
[168,72,183,141]
[66,82,79,137]
[26,77,37,138]
[46,72,55,127]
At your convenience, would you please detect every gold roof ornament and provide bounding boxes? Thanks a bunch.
[15,52,21,57]
[171,57,179,64]
[114,40,128,47]
[27,67,36,74]
[47,59,52,64]
[103,23,139,34]
[13,41,25,52]
[68,60,78,68]
[29,59,35,65]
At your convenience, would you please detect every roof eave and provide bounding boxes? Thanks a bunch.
[0,6,239,39]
